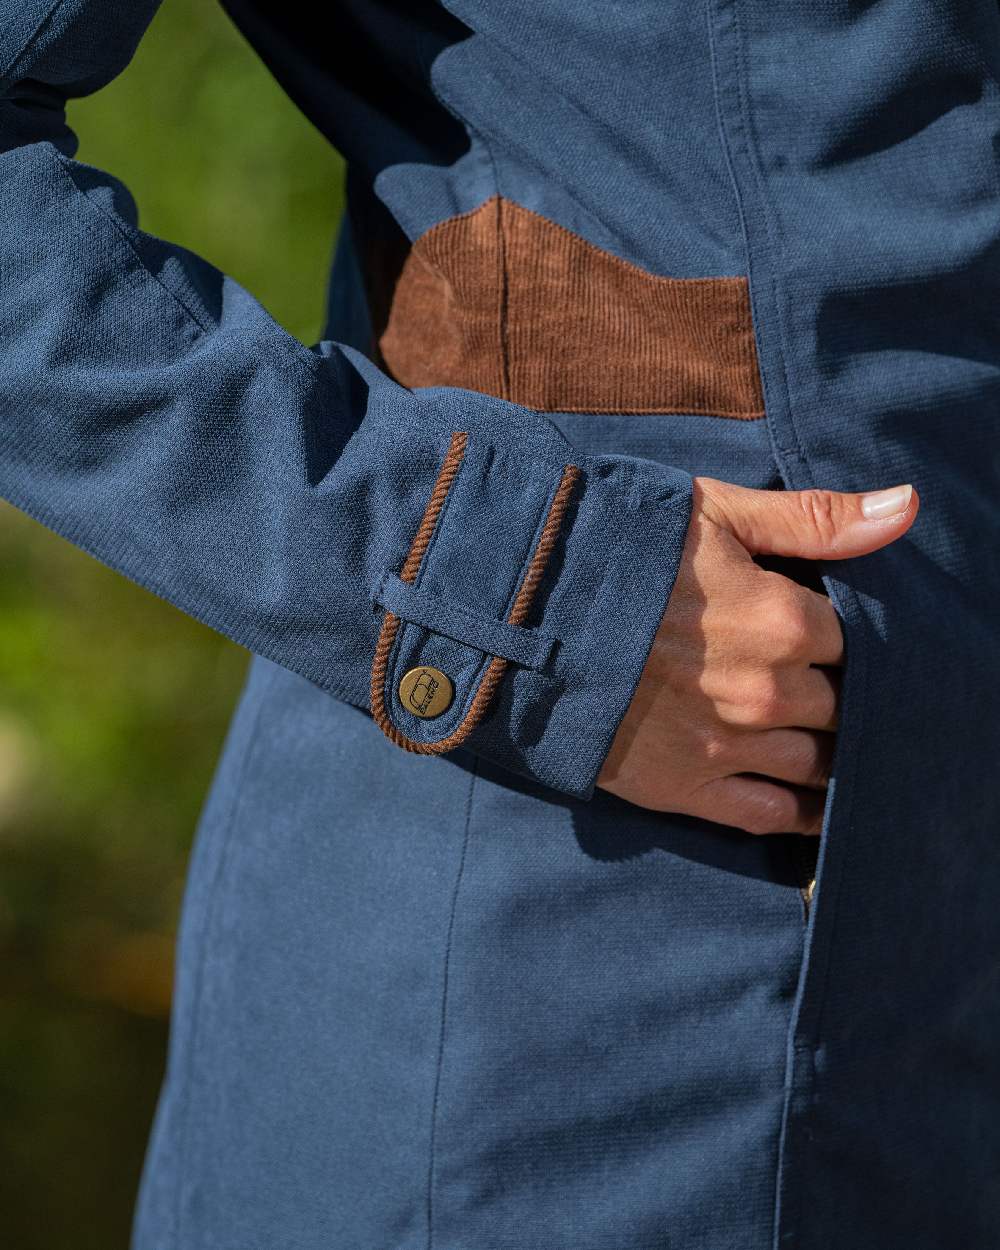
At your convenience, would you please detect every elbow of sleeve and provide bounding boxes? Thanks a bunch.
[3,1,161,99]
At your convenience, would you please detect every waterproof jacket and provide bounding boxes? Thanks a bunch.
[2,3,999,1249]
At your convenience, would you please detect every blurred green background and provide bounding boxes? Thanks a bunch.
[0,3,345,1246]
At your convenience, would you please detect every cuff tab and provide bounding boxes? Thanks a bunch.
[370,430,579,756]
[373,573,558,671]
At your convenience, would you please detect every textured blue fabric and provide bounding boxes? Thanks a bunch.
[2,2,1000,1248]
[0,0,692,800]
[132,656,807,1250]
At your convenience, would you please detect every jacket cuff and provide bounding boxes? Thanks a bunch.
[367,387,694,800]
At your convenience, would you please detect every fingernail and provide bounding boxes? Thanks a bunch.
[861,483,912,520]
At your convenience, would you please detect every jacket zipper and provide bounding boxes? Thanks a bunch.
[801,873,816,920]
[792,837,819,922]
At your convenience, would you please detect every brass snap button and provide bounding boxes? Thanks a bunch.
[399,666,454,719]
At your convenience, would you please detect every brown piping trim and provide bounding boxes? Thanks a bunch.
[398,432,468,583]
[370,435,580,754]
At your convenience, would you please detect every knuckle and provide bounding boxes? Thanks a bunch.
[796,488,840,545]
[715,701,746,727]
[756,576,812,660]
[776,599,812,659]
[743,674,785,726]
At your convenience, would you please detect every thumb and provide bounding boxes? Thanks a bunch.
[697,478,918,560]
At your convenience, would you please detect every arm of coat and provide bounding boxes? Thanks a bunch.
[0,0,694,799]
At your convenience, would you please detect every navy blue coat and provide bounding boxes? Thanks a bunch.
[2,2,999,1247]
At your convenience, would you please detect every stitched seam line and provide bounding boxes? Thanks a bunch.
[728,0,865,1052]
[430,27,699,279]
[492,187,513,400]
[51,149,216,335]
[426,755,478,1250]
[522,402,766,418]
[410,192,753,289]
[48,148,325,379]
[730,5,808,470]
[1,0,67,82]
[707,3,874,1247]
[370,439,580,754]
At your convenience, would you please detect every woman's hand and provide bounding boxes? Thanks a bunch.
[597,476,918,833]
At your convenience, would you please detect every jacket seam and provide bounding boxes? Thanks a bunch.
[727,2,870,1039]
[425,754,478,1250]
[48,146,326,381]
[491,182,513,401]
[707,4,874,1247]
[429,41,640,283]
[0,0,68,82]
[50,147,217,335]
[430,15,762,293]
[407,191,756,290]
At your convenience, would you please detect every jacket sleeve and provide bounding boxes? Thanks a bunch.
[0,0,694,800]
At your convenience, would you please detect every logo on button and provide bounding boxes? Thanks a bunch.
[399,666,455,719]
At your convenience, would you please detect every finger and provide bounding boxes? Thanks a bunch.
[746,571,845,666]
[798,585,844,666]
[732,728,835,790]
[787,667,840,731]
[714,666,839,731]
[692,773,826,836]
[697,476,919,561]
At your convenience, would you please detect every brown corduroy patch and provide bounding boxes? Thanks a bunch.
[379,196,765,418]
[370,432,579,754]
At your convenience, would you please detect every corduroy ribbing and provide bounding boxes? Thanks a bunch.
[379,196,765,418]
